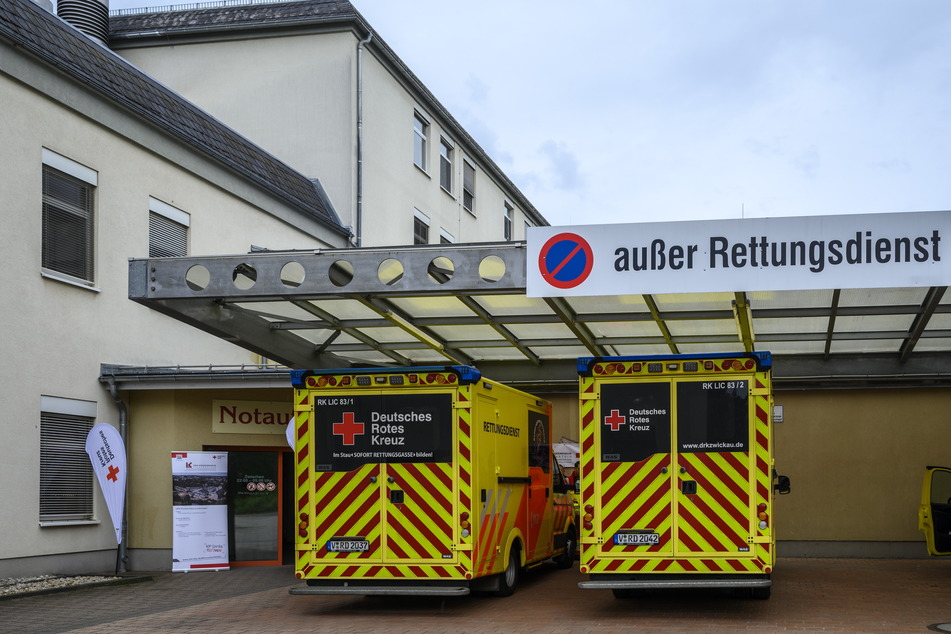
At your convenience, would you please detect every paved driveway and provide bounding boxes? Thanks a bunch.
[2,558,951,633]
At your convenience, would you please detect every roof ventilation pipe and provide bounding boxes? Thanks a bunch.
[57,0,110,46]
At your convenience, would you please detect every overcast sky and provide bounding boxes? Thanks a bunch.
[105,0,951,227]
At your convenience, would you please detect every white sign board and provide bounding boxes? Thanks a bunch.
[527,211,950,297]
[171,452,229,572]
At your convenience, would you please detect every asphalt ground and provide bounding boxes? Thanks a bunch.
[2,558,951,633]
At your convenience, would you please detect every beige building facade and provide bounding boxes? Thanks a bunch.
[0,0,348,576]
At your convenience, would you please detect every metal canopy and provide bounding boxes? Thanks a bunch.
[129,242,951,389]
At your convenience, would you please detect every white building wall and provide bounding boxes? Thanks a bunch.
[119,33,357,235]
[0,68,340,573]
[115,27,540,248]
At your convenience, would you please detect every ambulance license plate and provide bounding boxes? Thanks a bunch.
[327,539,369,552]
[614,531,659,546]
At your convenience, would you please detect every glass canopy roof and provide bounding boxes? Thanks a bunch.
[129,242,951,388]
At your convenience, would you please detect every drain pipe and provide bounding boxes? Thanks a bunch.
[355,30,373,247]
[103,376,129,573]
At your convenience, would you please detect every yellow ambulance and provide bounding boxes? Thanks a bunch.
[576,352,789,599]
[288,365,576,597]
[918,466,951,556]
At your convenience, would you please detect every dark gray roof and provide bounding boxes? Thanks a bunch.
[109,0,550,230]
[0,0,348,236]
[110,0,357,35]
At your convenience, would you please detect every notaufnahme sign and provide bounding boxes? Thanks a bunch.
[526,211,951,297]
[212,400,292,435]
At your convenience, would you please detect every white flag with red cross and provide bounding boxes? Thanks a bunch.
[85,423,127,544]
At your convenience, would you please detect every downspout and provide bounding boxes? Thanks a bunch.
[103,377,128,573]
[355,30,373,247]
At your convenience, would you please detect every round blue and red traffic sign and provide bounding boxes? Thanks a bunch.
[538,232,594,289]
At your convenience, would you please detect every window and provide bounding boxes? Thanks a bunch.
[440,229,455,244]
[677,380,749,453]
[40,396,97,522]
[413,209,430,245]
[413,112,429,170]
[439,138,453,192]
[463,161,476,214]
[503,202,514,241]
[149,197,190,258]
[599,383,671,463]
[42,149,97,284]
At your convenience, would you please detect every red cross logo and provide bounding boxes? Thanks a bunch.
[333,412,365,445]
[604,409,626,432]
[106,464,121,482]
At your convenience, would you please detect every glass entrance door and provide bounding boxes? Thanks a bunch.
[227,450,289,566]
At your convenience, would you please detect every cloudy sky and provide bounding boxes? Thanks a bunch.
[106,0,951,227]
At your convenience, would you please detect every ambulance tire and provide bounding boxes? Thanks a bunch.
[751,586,771,600]
[554,527,577,569]
[494,546,521,597]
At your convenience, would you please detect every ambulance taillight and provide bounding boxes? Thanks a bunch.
[583,504,594,531]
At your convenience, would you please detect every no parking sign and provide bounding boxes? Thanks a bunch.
[537,232,594,289]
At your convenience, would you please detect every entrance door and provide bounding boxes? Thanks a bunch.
[227,450,291,566]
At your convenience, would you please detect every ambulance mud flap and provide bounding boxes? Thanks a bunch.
[290,581,470,596]
[578,574,771,591]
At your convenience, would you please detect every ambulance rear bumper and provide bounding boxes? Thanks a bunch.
[290,583,470,596]
[580,574,771,590]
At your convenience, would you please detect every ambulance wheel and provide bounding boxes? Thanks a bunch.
[612,588,634,599]
[751,586,771,600]
[494,546,520,597]
[554,528,576,569]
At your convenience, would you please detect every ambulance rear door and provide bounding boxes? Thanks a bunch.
[596,380,674,558]
[595,375,762,560]
[919,466,951,556]
[673,377,760,558]
[308,389,458,566]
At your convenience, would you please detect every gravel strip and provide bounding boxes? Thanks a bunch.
[0,574,132,599]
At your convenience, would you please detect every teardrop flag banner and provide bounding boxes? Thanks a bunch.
[85,423,127,544]
[285,416,295,450]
